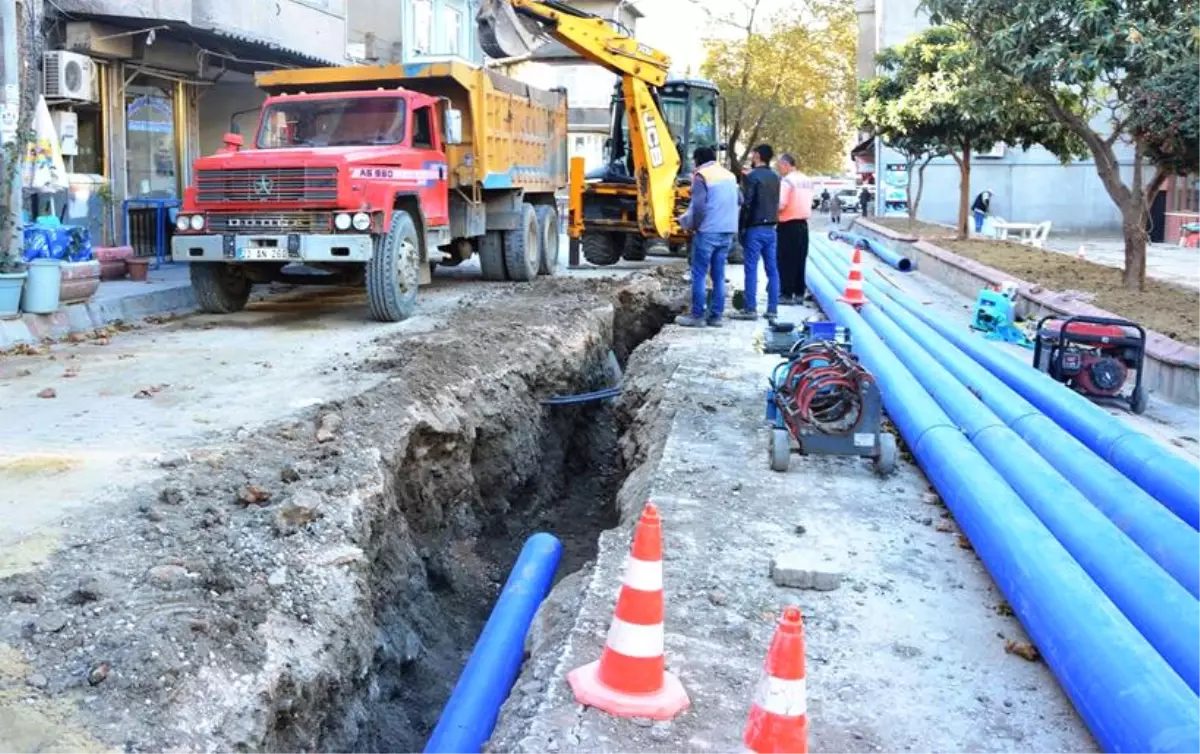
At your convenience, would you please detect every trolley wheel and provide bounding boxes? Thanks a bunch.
[874,432,898,476]
[769,427,791,472]
[1131,385,1148,415]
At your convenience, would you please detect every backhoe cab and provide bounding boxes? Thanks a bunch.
[477,0,723,266]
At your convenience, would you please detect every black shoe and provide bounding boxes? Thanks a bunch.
[675,314,707,328]
[729,310,757,321]
[706,318,724,328]
[762,311,778,321]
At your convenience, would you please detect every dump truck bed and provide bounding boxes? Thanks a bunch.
[256,61,567,194]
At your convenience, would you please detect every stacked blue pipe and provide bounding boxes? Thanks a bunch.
[828,229,914,272]
[803,240,1199,752]
[425,533,563,754]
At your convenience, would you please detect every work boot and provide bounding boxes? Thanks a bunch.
[762,311,778,321]
[779,294,796,305]
[729,310,757,321]
[706,317,724,328]
[675,314,707,328]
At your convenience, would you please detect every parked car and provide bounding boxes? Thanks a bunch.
[837,188,871,213]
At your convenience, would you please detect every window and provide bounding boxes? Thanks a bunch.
[412,106,433,148]
[443,6,462,55]
[413,0,433,55]
[257,97,406,148]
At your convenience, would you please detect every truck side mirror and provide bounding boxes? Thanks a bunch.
[444,108,463,145]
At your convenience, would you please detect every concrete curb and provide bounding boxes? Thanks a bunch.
[0,282,197,350]
[849,219,1198,404]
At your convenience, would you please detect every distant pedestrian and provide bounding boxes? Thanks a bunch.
[776,153,814,305]
[676,146,739,328]
[829,191,842,227]
[972,189,993,234]
[819,188,831,213]
[858,186,871,216]
[731,144,781,321]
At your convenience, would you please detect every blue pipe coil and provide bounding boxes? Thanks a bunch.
[809,238,1200,598]
[809,249,1200,691]
[424,533,564,754]
[814,237,1200,530]
[803,260,1200,753]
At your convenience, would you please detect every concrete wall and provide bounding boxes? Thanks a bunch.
[196,76,264,157]
[855,0,875,81]
[346,0,402,61]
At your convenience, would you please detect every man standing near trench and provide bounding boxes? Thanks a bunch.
[776,154,814,304]
[676,146,739,328]
[731,144,781,320]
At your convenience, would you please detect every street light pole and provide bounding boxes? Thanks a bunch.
[0,0,23,262]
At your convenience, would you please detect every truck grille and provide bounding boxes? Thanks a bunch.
[196,167,338,203]
[206,212,331,233]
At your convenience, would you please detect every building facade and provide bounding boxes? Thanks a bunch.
[856,0,1147,235]
[38,0,483,246]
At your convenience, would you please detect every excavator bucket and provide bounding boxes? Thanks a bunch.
[477,0,548,59]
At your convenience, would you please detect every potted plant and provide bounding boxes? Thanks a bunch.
[0,139,28,318]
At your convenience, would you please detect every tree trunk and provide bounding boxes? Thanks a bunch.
[905,157,917,221]
[912,155,932,224]
[1120,205,1149,290]
[953,143,971,240]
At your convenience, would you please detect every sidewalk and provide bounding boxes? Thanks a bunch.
[0,264,196,349]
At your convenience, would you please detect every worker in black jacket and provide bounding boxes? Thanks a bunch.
[731,144,781,320]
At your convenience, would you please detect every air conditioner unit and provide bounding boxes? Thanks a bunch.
[44,51,97,103]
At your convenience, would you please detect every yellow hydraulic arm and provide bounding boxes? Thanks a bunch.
[477,0,681,238]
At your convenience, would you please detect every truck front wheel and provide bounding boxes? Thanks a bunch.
[191,263,251,314]
[367,210,421,323]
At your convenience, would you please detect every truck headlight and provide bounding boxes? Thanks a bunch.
[334,212,352,231]
[176,214,190,231]
[352,212,371,231]
[189,214,205,231]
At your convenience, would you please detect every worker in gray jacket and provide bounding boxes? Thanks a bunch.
[676,146,740,328]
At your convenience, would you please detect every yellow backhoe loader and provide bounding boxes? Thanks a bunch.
[478,0,728,266]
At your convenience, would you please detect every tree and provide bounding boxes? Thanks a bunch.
[857,76,946,223]
[856,26,1084,239]
[696,0,856,175]
[922,0,1200,289]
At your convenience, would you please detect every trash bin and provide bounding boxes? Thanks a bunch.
[21,258,63,314]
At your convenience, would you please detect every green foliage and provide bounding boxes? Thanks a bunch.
[1129,60,1200,177]
[700,0,857,175]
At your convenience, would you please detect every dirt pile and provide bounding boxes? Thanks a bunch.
[0,271,686,752]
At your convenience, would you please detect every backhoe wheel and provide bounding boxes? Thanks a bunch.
[622,235,647,262]
[191,263,251,314]
[582,232,621,266]
[479,230,507,281]
[534,205,560,275]
[367,210,421,322]
[503,203,540,282]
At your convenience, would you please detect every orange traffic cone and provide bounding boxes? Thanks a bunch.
[567,502,689,720]
[743,606,809,754]
[840,245,868,306]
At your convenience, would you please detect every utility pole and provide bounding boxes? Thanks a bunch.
[0,0,22,262]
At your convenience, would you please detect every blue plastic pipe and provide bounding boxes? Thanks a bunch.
[810,238,1200,598]
[424,533,563,754]
[809,249,1200,691]
[819,238,1200,529]
[803,260,1200,753]
[828,230,914,272]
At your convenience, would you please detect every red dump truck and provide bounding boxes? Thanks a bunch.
[171,61,568,321]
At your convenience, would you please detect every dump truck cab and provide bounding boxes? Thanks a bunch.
[172,61,567,322]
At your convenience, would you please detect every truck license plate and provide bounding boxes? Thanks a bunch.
[237,247,289,261]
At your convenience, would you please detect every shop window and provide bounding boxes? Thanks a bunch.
[1171,175,1199,213]
[413,0,433,55]
[125,77,177,198]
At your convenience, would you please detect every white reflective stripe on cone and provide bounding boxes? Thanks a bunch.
[623,556,663,592]
[753,675,807,717]
[605,617,665,658]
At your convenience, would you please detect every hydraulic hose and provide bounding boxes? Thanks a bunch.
[802,259,1200,753]
[816,237,1200,529]
[809,237,1200,598]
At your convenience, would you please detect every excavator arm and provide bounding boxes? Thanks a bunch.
[477,0,682,238]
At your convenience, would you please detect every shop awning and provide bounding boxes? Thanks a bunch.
[850,136,874,160]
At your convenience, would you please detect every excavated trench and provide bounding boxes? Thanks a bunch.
[295,281,680,753]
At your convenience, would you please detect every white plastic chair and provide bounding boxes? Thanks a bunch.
[1028,221,1051,248]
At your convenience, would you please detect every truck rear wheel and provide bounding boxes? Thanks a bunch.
[367,210,421,323]
[191,263,251,314]
[534,205,560,275]
[582,232,621,266]
[503,204,540,282]
[479,230,507,281]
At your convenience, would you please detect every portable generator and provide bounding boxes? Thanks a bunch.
[1033,315,1148,414]
[764,322,897,476]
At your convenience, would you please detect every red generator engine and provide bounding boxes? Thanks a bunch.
[1033,315,1148,414]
